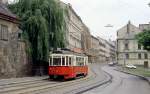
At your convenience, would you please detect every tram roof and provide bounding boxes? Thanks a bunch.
[51,50,86,56]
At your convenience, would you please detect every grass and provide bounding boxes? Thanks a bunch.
[121,66,150,77]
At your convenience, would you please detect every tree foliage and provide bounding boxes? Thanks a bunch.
[136,29,150,51]
[8,0,67,63]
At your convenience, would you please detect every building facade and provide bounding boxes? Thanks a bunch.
[89,36,100,63]
[81,24,92,56]
[61,2,116,63]
[0,2,30,78]
[97,37,106,62]
[117,21,150,67]
[64,4,83,53]
[97,37,116,63]
[105,40,116,62]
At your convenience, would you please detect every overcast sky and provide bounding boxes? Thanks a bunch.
[60,0,150,40]
[8,0,150,40]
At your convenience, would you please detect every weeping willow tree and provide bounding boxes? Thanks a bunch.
[8,0,67,74]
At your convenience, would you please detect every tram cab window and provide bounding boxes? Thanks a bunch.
[76,57,84,66]
[53,56,61,66]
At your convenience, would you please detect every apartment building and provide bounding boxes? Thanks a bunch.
[117,21,150,68]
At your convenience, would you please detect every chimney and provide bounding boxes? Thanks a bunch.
[0,0,8,4]
[127,20,131,33]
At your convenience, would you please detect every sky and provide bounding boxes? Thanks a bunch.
[60,0,150,40]
[8,0,150,40]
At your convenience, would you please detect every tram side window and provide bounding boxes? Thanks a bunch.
[76,57,79,66]
[62,57,65,66]
[53,57,61,66]
[69,57,71,65]
[66,56,69,66]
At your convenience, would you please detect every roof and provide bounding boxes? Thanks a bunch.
[0,3,19,23]
[52,49,86,56]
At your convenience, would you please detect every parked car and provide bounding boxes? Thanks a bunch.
[126,64,136,69]
[113,61,118,64]
[108,62,114,66]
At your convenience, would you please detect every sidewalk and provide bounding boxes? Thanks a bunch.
[0,76,48,86]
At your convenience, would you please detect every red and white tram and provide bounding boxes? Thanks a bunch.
[48,51,88,80]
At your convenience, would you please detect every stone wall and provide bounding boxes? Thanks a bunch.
[0,39,32,79]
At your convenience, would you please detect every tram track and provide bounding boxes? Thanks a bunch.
[0,79,58,91]
[26,68,97,94]
[62,66,112,94]
[0,64,111,94]
[69,71,112,94]
[42,64,112,94]
[0,67,96,94]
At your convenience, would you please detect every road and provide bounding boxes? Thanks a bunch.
[84,65,150,94]
[0,64,150,94]
[0,63,108,94]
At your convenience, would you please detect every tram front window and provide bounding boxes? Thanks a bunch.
[53,57,61,66]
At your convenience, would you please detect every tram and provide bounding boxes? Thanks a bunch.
[48,50,88,80]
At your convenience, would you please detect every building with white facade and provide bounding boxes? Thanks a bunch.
[97,37,106,62]
[117,21,150,68]
[105,40,116,62]
[61,3,84,53]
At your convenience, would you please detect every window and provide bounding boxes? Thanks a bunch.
[125,54,129,59]
[144,53,148,59]
[69,57,71,65]
[0,24,8,40]
[138,53,141,59]
[49,58,52,66]
[124,43,129,50]
[62,57,65,65]
[18,33,21,39]
[53,56,61,66]
[76,57,84,66]
[66,56,69,66]
[138,44,142,50]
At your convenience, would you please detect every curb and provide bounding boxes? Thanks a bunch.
[114,69,150,85]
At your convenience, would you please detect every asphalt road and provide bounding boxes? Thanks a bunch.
[84,65,150,94]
